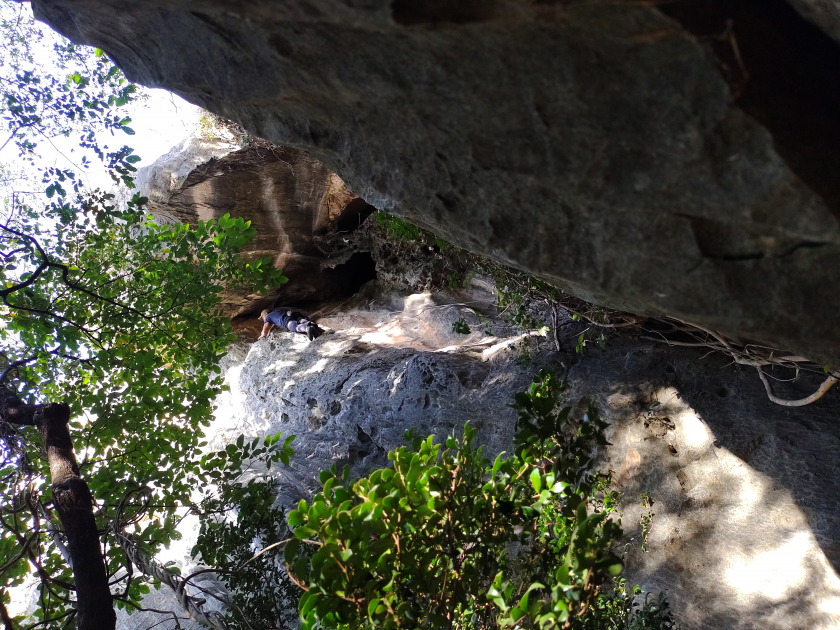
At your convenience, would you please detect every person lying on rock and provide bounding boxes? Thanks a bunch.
[259,309,321,341]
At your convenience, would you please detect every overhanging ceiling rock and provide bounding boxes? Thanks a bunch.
[32,0,840,363]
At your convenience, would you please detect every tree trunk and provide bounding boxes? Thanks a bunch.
[35,402,115,630]
[0,390,116,630]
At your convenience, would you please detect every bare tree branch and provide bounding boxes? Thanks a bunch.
[114,529,232,630]
[756,366,839,407]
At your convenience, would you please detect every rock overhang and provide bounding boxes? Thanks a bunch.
[31,0,840,363]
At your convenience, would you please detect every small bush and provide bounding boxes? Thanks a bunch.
[453,316,471,335]
[284,371,676,629]
[192,434,299,629]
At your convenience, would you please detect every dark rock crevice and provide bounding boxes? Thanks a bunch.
[660,0,840,220]
[320,251,378,300]
[334,198,375,234]
[391,0,499,26]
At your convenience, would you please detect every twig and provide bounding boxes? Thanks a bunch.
[285,563,309,592]
[0,589,16,630]
[642,319,837,406]
[640,335,720,348]
[756,366,839,407]
[549,303,561,352]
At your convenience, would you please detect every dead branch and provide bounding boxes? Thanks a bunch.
[757,366,839,407]
[642,319,837,407]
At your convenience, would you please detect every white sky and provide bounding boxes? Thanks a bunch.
[37,88,204,193]
[0,0,205,201]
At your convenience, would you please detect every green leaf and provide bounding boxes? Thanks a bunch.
[284,537,300,562]
[368,598,381,620]
[294,526,316,540]
[530,467,542,493]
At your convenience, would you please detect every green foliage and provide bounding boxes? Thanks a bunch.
[435,237,451,251]
[490,373,622,630]
[448,271,461,289]
[575,331,606,355]
[496,280,544,332]
[453,316,472,335]
[284,371,672,630]
[0,6,293,626]
[197,109,252,146]
[0,2,141,182]
[373,210,422,242]
[191,432,299,629]
[0,194,287,625]
[580,579,677,630]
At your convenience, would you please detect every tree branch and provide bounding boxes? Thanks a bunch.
[0,389,39,426]
[0,357,36,387]
[0,121,37,155]
[756,366,839,407]
[114,529,232,630]
[0,592,15,630]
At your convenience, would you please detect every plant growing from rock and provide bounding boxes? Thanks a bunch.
[373,210,422,242]
[452,316,471,335]
[639,493,655,553]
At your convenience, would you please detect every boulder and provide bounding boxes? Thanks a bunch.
[201,297,840,630]
[131,137,377,315]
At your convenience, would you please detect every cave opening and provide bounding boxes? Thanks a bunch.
[232,251,377,335]
[659,0,840,220]
[336,198,376,233]
[322,251,378,298]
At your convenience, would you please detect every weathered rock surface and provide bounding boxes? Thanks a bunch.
[32,0,840,363]
[131,136,239,211]
[213,290,536,501]
[788,0,840,41]
[197,293,840,630]
[132,137,376,315]
[571,341,840,629]
[102,277,840,629]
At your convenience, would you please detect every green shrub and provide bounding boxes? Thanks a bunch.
[284,371,675,629]
[191,433,299,629]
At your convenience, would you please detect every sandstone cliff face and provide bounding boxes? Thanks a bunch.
[32,0,840,363]
[132,137,375,315]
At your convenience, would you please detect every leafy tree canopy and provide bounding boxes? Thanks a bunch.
[0,3,288,627]
[0,0,139,188]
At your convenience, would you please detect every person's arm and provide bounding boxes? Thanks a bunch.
[259,321,274,339]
